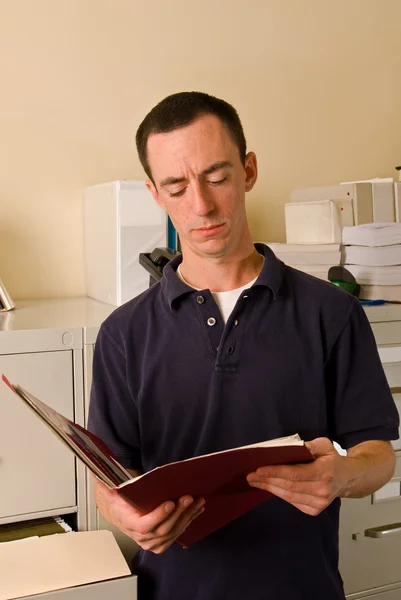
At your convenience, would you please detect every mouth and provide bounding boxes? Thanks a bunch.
[193,223,226,238]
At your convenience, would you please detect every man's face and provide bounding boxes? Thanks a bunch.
[145,114,257,259]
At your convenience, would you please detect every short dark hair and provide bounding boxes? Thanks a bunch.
[135,91,247,182]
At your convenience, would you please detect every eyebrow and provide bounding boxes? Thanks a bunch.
[201,161,234,176]
[159,161,234,188]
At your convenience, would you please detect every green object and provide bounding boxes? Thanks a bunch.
[330,279,358,295]
[328,266,360,297]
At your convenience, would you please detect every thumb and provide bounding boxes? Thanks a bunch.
[305,437,336,459]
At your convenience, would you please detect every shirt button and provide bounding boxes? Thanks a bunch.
[196,295,205,304]
[207,317,216,326]
[234,319,239,326]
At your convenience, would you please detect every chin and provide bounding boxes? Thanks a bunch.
[192,239,231,258]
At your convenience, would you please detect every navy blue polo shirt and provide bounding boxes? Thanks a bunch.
[88,243,399,600]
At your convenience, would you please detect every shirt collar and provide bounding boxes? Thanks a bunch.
[161,243,284,310]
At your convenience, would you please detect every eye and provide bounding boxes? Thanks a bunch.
[169,188,187,198]
[209,177,227,186]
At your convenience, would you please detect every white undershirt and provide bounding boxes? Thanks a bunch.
[176,264,259,323]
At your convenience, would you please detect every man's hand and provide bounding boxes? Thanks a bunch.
[93,477,205,554]
[246,437,395,516]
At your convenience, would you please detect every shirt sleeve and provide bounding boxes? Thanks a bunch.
[87,323,142,471]
[326,300,400,449]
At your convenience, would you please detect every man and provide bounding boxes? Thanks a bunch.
[88,91,399,600]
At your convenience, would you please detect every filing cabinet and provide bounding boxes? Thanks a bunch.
[0,350,77,521]
[0,299,138,600]
[0,299,115,530]
[339,305,401,599]
[340,457,401,597]
[0,316,86,529]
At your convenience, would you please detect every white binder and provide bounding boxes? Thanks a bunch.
[371,182,395,223]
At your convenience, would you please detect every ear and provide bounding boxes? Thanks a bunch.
[145,179,166,210]
[244,152,258,192]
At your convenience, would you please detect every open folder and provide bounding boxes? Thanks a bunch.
[2,374,313,548]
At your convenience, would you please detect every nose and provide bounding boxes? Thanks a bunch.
[192,182,215,217]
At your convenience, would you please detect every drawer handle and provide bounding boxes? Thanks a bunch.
[365,523,401,538]
[390,387,401,394]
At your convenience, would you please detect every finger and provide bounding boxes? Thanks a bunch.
[133,499,181,535]
[249,461,321,482]
[155,497,205,537]
[152,496,202,537]
[291,501,327,516]
[190,504,206,522]
[171,500,205,537]
[248,482,331,510]
[148,537,177,554]
[140,502,206,554]
[249,476,331,498]
[131,496,202,542]
[253,481,330,512]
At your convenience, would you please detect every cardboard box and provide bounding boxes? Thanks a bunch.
[0,530,131,600]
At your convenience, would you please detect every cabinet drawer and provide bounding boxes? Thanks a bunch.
[340,456,401,595]
[383,362,401,388]
[379,363,401,451]
[16,576,137,600]
[347,585,401,599]
[371,322,401,346]
[0,352,76,520]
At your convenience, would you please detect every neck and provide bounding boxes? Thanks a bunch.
[179,239,263,292]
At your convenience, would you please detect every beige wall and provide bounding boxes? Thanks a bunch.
[1,0,401,299]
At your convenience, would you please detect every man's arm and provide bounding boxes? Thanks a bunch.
[340,439,396,498]
[93,470,205,554]
[247,437,396,516]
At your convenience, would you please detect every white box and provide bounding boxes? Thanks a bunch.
[83,181,167,306]
[290,183,372,225]
[285,199,354,244]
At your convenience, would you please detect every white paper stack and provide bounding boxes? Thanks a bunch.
[342,223,401,247]
[342,223,401,301]
[266,243,341,280]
